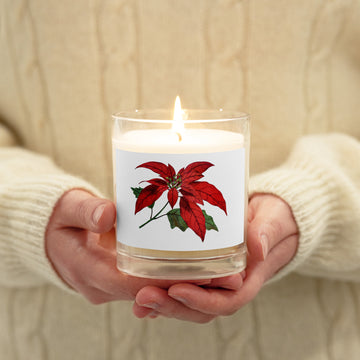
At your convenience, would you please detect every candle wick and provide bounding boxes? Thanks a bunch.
[176,132,182,142]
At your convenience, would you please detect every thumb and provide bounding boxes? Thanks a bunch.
[53,189,116,233]
[247,194,298,261]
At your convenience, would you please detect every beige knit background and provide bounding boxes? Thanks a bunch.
[1,1,360,359]
[2,0,360,198]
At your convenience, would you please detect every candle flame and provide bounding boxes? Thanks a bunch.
[172,96,185,141]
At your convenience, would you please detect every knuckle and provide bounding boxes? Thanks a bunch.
[223,307,239,317]
[207,297,238,317]
[84,291,109,305]
[76,198,92,226]
[208,297,222,313]
[278,199,292,213]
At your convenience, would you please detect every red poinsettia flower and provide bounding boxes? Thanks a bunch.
[135,161,227,241]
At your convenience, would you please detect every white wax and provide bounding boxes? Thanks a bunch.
[112,129,244,154]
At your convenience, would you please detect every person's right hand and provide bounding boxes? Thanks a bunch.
[45,189,197,304]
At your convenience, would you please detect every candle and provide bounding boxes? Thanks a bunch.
[112,98,249,279]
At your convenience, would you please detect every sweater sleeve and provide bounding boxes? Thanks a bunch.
[250,133,360,283]
[0,124,102,291]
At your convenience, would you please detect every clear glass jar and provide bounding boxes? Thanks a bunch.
[112,109,249,279]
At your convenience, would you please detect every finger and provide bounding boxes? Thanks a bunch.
[133,303,161,319]
[255,234,299,283]
[168,283,243,316]
[76,285,114,305]
[247,194,298,261]
[168,268,262,316]
[55,190,116,233]
[135,286,215,324]
[132,303,155,318]
[71,237,132,299]
[167,234,299,316]
[49,229,124,299]
[206,273,244,290]
[74,238,178,300]
[96,228,117,252]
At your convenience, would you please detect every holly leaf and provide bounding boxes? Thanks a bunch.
[131,187,143,198]
[180,196,206,241]
[167,208,188,232]
[202,210,218,231]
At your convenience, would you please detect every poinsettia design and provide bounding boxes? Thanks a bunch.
[131,161,227,241]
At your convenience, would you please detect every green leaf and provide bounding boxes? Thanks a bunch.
[167,208,188,232]
[202,210,218,231]
[131,187,143,198]
[167,209,219,233]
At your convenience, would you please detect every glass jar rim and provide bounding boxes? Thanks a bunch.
[112,109,249,124]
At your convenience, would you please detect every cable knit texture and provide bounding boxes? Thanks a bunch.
[251,134,360,283]
[1,0,360,359]
[0,147,102,290]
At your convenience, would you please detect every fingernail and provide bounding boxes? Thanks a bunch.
[169,294,188,305]
[93,205,105,225]
[260,234,268,259]
[140,302,159,310]
[240,270,246,280]
[147,310,160,319]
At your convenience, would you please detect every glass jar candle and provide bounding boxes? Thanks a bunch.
[112,101,249,279]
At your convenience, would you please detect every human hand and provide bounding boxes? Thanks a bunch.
[133,194,299,323]
[45,190,202,303]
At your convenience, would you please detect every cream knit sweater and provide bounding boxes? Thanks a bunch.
[1,0,360,359]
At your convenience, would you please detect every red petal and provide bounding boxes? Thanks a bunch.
[182,162,214,177]
[181,173,204,185]
[167,188,178,208]
[180,185,204,205]
[144,178,168,186]
[180,197,206,241]
[136,162,172,179]
[191,181,227,214]
[168,164,176,178]
[135,184,167,214]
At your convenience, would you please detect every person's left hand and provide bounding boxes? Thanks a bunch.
[132,194,299,323]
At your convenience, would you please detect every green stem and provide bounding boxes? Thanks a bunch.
[153,201,170,219]
[155,213,168,220]
[139,201,169,229]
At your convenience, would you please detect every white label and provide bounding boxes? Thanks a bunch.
[115,148,246,251]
